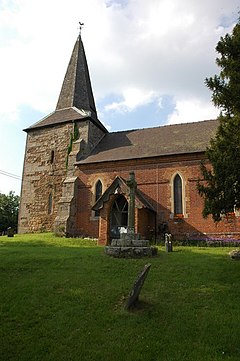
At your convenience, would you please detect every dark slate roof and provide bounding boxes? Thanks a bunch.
[24,36,108,133]
[77,119,219,164]
[56,36,97,116]
[24,107,85,130]
[24,107,107,132]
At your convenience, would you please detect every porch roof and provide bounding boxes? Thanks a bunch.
[92,176,155,212]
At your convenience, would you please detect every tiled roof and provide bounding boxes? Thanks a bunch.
[77,119,219,164]
[56,36,97,116]
[24,107,106,132]
[24,107,85,130]
[24,36,108,133]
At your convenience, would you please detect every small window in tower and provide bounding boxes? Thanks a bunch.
[95,180,102,217]
[50,150,55,164]
[48,193,53,214]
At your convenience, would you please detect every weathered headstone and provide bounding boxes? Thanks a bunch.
[7,227,14,237]
[124,263,151,310]
[165,233,173,252]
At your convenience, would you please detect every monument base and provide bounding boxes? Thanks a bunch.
[105,237,158,258]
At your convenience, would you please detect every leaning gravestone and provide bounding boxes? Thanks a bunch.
[124,264,151,310]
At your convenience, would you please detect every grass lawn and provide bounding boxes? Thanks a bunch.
[1,233,240,361]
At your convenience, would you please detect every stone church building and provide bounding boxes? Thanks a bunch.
[18,35,240,244]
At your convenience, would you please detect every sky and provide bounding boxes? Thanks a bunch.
[0,0,239,195]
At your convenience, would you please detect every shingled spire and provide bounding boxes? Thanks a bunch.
[56,35,97,118]
[25,35,107,132]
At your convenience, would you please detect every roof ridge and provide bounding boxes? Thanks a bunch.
[108,119,218,135]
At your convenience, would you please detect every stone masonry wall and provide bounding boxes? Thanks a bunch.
[18,123,73,233]
[53,119,106,237]
[18,118,106,234]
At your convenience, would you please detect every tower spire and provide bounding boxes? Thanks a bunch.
[56,34,97,120]
[79,22,84,36]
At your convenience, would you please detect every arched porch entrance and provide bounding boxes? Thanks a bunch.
[92,175,156,245]
[110,195,128,239]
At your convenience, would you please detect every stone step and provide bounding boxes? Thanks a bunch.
[111,239,150,247]
[105,246,158,258]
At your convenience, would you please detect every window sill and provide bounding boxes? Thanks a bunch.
[174,213,184,219]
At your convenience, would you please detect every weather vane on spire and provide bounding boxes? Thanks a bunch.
[79,22,84,36]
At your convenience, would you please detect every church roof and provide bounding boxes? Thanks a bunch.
[76,119,219,164]
[24,36,107,133]
[24,107,106,132]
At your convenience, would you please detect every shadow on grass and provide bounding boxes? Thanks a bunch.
[126,299,154,313]
[114,293,154,313]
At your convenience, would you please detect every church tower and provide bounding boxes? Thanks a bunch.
[18,35,107,234]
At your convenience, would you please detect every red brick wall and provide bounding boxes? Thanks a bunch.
[75,153,240,243]
[136,208,156,242]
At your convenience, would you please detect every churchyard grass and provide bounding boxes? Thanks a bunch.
[1,233,240,361]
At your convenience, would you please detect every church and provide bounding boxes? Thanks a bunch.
[18,34,240,244]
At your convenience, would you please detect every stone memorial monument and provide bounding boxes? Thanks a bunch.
[105,172,158,257]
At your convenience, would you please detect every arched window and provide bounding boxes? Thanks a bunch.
[94,180,102,217]
[173,174,183,215]
[48,193,53,214]
[110,195,128,239]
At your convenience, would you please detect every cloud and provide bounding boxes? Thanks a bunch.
[88,0,238,125]
[0,0,239,127]
[105,88,161,112]
[167,98,219,125]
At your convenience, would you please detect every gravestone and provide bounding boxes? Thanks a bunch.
[124,263,151,310]
[165,233,173,252]
[7,227,14,237]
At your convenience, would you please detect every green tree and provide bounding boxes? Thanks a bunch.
[206,21,240,116]
[0,191,20,233]
[198,19,240,221]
